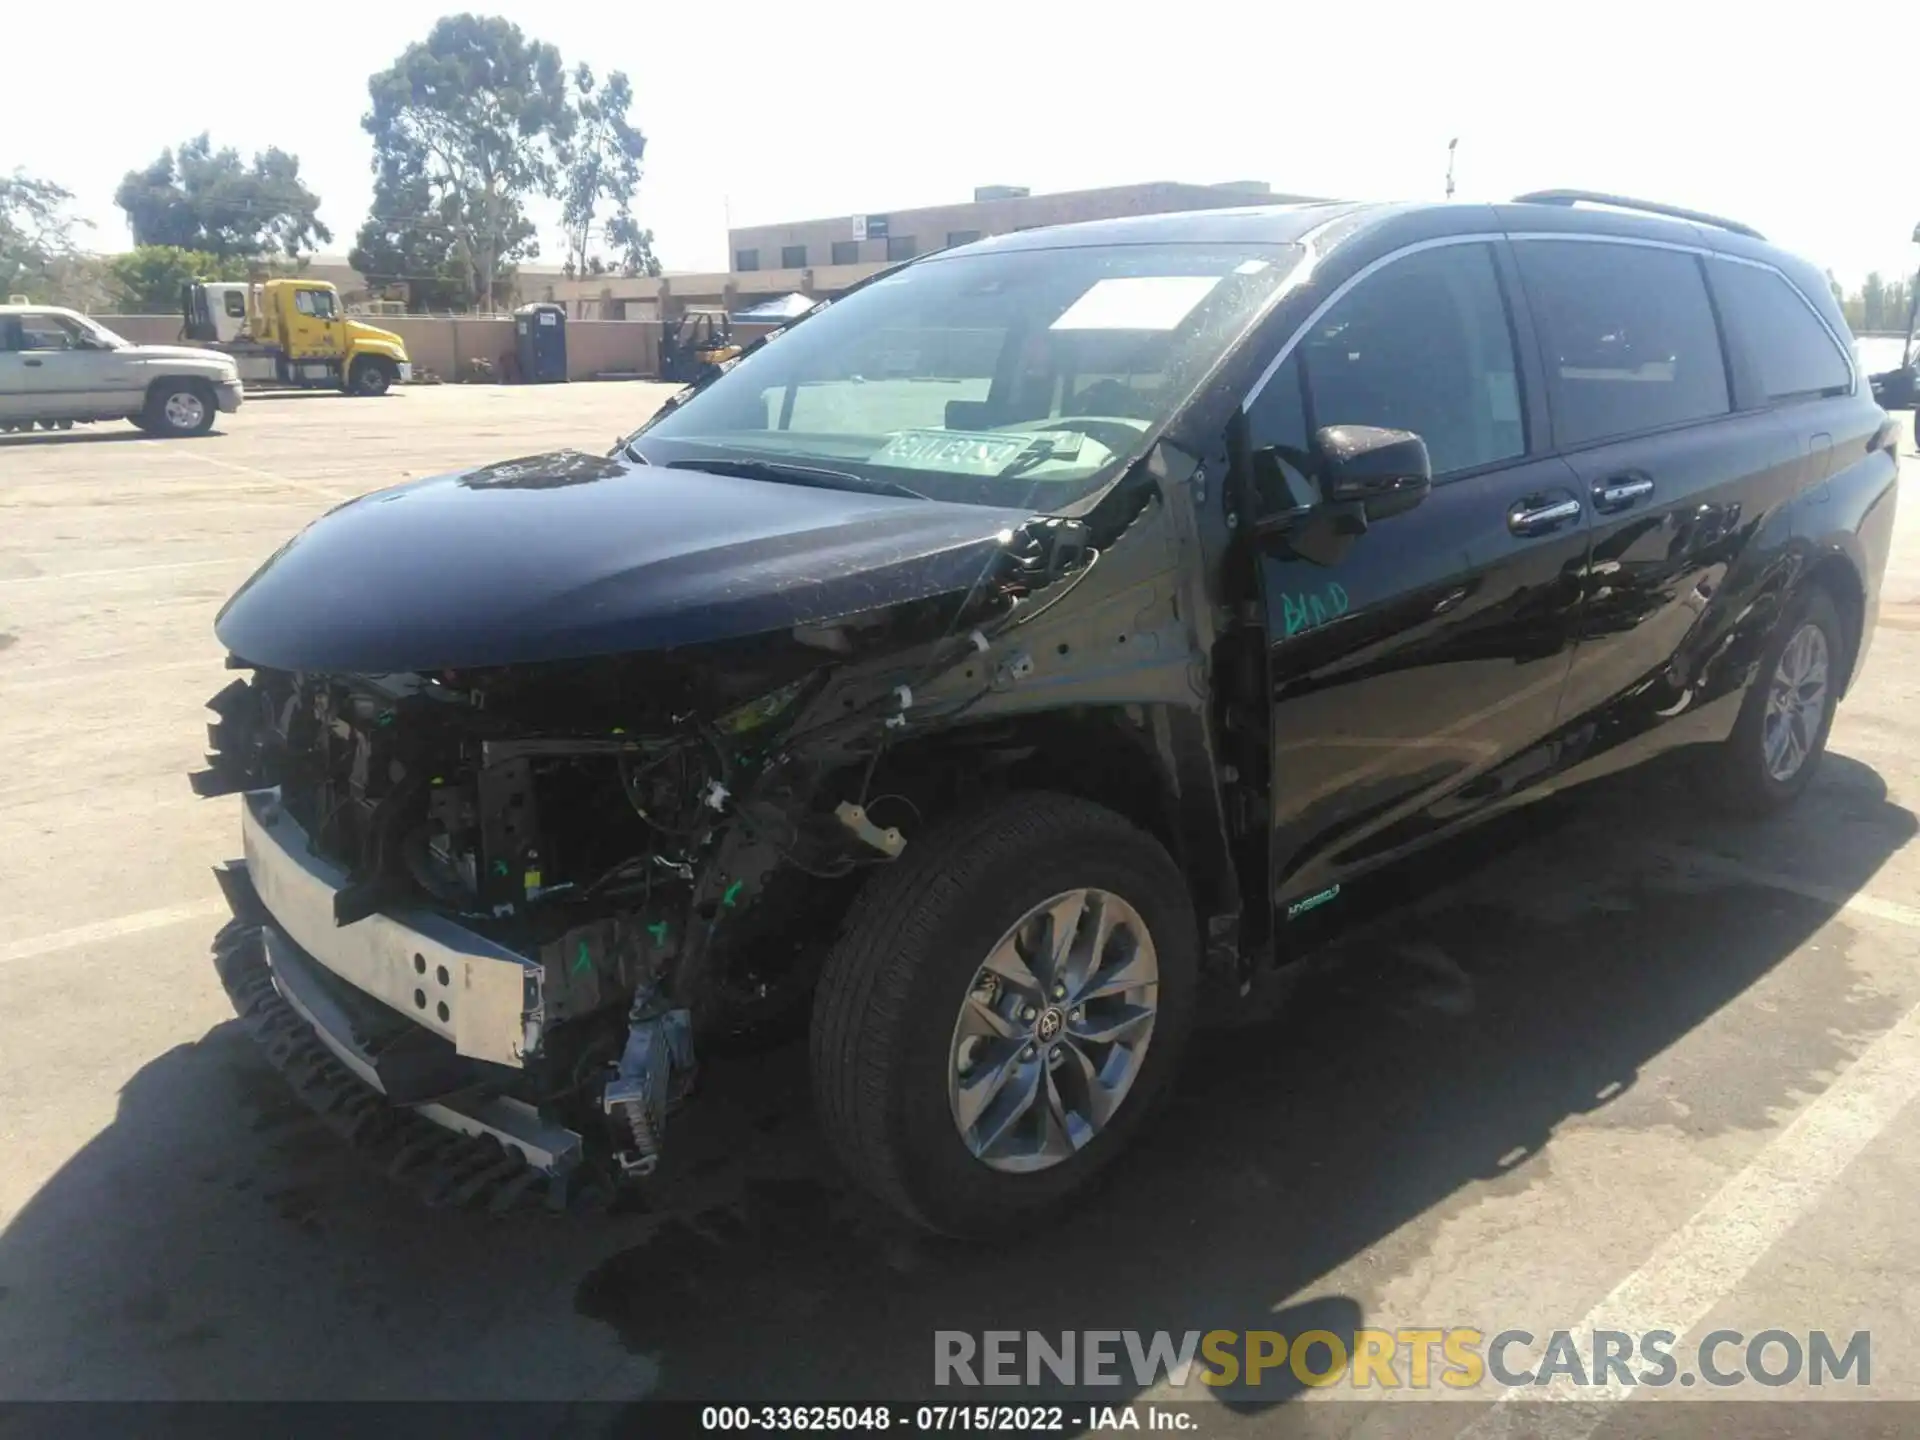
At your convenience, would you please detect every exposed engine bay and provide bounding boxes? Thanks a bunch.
[193,511,1118,1191]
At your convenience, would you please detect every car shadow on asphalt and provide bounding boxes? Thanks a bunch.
[0,753,1912,1417]
[0,429,247,449]
[0,429,153,448]
[243,391,400,401]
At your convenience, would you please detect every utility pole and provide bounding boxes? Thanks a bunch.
[1903,221,1920,371]
[1445,138,1459,201]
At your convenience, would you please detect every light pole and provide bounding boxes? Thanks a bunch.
[1904,221,1920,371]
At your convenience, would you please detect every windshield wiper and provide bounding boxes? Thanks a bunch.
[665,457,931,501]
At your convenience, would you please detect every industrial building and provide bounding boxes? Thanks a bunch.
[724,179,1313,272]
[543,179,1317,319]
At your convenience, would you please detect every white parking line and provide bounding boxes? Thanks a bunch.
[1455,990,1920,1438]
[0,557,242,587]
[0,899,228,968]
[197,450,353,502]
[1651,842,1920,929]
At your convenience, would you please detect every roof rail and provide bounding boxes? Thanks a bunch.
[1511,189,1765,241]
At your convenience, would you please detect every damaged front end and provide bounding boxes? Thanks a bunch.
[192,506,1099,1208]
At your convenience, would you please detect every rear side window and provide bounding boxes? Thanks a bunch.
[1712,261,1853,401]
[1516,240,1729,447]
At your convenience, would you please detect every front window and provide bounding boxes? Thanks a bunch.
[631,240,1303,509]
[76,315,128,349]
[13,314,83,351]
[294,288,339,319]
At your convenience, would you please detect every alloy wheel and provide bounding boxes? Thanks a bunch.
[1761,621,1829,782]
[947,887,1159,1173]
[163,391,207,431]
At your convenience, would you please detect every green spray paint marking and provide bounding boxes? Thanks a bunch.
[722,879,744,908]
[646,921,670,946]
[572,940,593,977]
[1280,582,1351,637]
[1286,883,1341,920]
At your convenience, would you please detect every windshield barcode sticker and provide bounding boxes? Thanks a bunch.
[875,430,1032,471]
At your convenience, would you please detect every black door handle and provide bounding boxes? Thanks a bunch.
[1593,473,1654,512]
[23,358,42,367]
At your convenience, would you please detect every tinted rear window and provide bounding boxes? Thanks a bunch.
[1516,240,1730,447]
[1712,261,1853,401]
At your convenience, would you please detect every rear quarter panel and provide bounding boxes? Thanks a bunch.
[1807,419,1899,693]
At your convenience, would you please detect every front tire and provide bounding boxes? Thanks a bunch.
[350,358,395,396]
[811,793,1198,1236]
[144,380,216,437]
[1710,586,1845,816]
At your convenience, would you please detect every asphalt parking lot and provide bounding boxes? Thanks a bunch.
[1,387,1917,1435]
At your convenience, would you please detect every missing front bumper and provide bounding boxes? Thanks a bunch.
[213,789,596,1209]
[237,788,544,1068]
[211,914,595,1212]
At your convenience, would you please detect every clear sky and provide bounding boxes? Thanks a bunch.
[7,0,1916,289]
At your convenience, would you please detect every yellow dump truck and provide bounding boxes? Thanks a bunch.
[182,279,411,395]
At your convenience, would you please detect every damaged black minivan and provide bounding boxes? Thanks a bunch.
[197,192,1897,1235]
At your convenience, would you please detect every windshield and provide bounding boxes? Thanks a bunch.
[630,240,1303,509]
[78,315,129,349]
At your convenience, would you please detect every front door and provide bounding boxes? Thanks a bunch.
[1240,239,1591,907]
[287,286,343,362]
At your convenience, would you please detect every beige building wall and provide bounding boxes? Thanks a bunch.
[301,253,568,308]
[726,180,1315,271]
[94,314,779,382]
[544,181,1316,317]
[98,182,1312,360]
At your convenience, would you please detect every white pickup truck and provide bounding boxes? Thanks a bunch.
[0,305,244,437]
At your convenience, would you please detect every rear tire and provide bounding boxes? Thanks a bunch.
[1709,586,1845,816]
[143,380,216,437]
[350,358,395,396]
[810,792,1198,1236]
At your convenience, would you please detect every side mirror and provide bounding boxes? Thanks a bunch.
[1247,424,1433,566]
[1248,424,1432,540]
[1316,424,1432,521]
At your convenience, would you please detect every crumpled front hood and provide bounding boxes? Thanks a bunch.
[215,449,1034,672]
